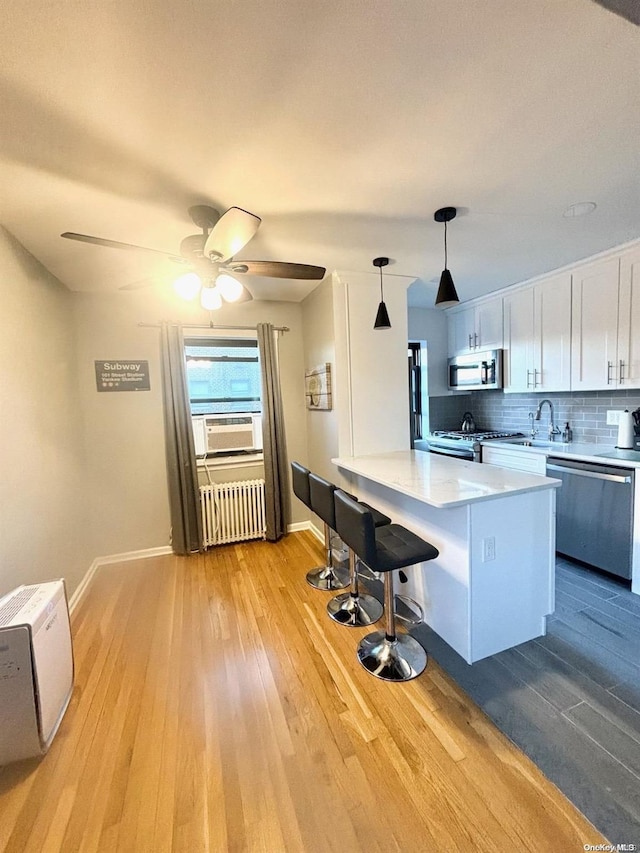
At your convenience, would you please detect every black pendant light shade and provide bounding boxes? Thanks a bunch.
[374,300,391,329]
[434,207,460,308]
[435,268,459,307]
[373,256,391,329]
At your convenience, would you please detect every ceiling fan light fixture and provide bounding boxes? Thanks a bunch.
[173,271,202,300]
[433,207,460,308]
[373,256,391,329]
[216,272,244,303]
[200,284,223,311]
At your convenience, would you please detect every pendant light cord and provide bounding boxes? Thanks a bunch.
[379,265,384,301]
[444,220,448,270]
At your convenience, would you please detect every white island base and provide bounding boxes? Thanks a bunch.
[334,452,559,665]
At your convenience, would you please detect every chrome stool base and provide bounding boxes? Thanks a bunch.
[327,592,383,627]
[306,564,350,591]
[357,631,427,682]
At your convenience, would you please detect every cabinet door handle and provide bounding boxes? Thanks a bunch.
[474,332,479,349]
[620,360,625,384]
[534,368,540,387]
[526,370,533,388]
[607,361,614,384]
[468,334,473,349]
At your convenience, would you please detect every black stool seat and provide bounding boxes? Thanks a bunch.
[334,490,439,682]
[367,524,439,573]
[357,502,392,530]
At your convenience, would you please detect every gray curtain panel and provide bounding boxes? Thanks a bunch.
[159,323,203,555]
[257,323,289,541]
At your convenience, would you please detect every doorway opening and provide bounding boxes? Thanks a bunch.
[408,341,428,447]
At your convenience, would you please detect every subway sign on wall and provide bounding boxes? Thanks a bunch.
[95,360,151,392]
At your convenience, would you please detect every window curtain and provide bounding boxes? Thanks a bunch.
[160,323,203,555]
[257,323,289,541]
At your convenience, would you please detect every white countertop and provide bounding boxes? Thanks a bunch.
[332,450,560,509]
[483,439,640,467]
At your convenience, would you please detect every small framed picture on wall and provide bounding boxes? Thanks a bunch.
[305,363,332,410]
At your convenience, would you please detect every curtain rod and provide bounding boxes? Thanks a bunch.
[138,321,290,332]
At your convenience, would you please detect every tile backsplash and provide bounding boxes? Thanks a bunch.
[429,390,640,445]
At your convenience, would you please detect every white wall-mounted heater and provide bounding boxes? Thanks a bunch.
[0,580,74,765]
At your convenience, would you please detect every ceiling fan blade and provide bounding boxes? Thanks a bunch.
[235,286,254,303]
[228,260,326,280]
[61,232,186,263]
[202,207,261,263]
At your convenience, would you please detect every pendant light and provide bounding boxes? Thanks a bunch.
[373,256,391,329]
[434,207,460,308]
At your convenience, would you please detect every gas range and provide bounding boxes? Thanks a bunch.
[426,430,524,461]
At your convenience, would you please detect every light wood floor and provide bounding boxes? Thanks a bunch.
[0,532,607,852]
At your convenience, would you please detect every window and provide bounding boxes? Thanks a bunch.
[184,337,262,416]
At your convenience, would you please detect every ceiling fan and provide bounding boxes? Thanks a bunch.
[61,204,326,308]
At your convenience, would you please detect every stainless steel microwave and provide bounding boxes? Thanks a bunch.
[448,349,503,391]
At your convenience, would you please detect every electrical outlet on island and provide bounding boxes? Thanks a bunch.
[482,536,496,562]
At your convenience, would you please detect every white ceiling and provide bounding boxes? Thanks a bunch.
[1,0,638,306]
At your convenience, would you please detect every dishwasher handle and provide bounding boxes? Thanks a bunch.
[546,462,633,484]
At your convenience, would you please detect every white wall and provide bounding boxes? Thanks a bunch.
[301,277,338,483]
[72,288,310,558]
[0,228,91,597]
[334,270,414,457]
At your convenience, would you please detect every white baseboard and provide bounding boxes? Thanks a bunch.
[286,520,324,544]
[69,545,173,613]
[287,521,311,533]
[308,522,324,543]
[69,526,328,614]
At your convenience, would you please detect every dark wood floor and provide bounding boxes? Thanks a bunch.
[412,557,640,845]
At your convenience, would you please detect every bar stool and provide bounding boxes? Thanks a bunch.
[291,462,349,590]
[305,473,390,627]
[334,490,439,682]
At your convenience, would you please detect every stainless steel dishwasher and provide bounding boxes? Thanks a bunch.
[547,457,634,579]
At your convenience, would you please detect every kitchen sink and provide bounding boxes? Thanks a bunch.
[499,438,558,448]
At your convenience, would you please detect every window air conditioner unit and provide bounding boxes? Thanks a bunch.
[192,414,263,455]
[0,580,74,765]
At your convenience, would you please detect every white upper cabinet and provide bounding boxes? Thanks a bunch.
[448,296,503,356]
[503,288,534,393]
[503,273,571,393]
[445,240,640,391]
[617,246,640,388]
[534,273,572,392]
[571,256,623,390]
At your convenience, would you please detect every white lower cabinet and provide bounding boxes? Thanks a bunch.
[481,445,547,476]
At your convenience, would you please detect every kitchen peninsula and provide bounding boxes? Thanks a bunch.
[333,450,561,664]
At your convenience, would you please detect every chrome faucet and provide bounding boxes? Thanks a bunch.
[528,412,538,439]
[535,399,562,441]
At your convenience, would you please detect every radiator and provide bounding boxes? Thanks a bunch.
[200,479,267,546]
